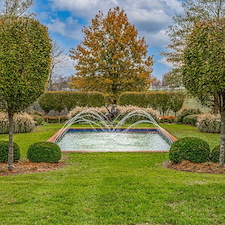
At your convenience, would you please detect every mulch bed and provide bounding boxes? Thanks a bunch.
[164,160,225,174]
[0,160,66,176]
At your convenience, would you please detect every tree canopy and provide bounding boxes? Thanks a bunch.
[0,17,52,113]
[0,16,52,170]
[182,18,225,166]
[69,7,153,101]
[162,0,225,85]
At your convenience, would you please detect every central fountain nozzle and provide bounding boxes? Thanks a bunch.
[104,104,119,125]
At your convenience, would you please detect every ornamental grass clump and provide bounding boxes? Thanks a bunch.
[27,142,61,163]
[169,137,210,163]
[68,106,160,123]
[0,141,20,162]
[197,114,221,133]
[0,112,35,134]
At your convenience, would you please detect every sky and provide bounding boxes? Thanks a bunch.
[32,0,184,80]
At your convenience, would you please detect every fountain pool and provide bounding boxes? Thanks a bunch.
[47,108,177,152]
[50,128,176,152]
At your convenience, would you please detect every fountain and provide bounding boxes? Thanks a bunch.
[48,106,177,152]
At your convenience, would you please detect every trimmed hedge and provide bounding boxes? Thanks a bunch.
[0,141,20,162]
[118,92,185,115]
[169,137,210,163]
[38,91,106,113]
[118,92,147,107]
[27,142,61,163]
[210,145,224,163]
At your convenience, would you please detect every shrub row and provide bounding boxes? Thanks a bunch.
[38,91,106,113]
[0,141,61,163]
[118,91,185,116]
[0,112,35,134]
[169,137,225,164]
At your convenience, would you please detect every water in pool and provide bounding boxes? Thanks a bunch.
[56,131,171,152]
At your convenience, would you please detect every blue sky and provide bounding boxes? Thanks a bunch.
[33,0,184,80]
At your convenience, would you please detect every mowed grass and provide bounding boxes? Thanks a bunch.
[0,123,223,225]
[161,124,220,149]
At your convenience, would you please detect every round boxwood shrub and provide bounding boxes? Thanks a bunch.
[0,141,20,162]
[210,145,225,163]
[169,137,210,163]
[27,142,61,163]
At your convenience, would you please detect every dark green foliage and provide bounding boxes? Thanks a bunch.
[153,92,171,116]
[0,141,20,162]
[0,17,52,113]
[38,91,106,113]
[145,92,159,109]
[27,142,61,163]
[176,108,201,123]
[182,115,198,126]
[32,115,44,126]
[118,92,147,107]
[210,145,220,163]
[169,137,210,163]
[169,92,185,116]
[118,92,184,115]
[210,145,225,163]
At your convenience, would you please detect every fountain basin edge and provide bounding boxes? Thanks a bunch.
[47,127,177,153]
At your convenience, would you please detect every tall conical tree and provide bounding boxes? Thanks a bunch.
[69,7,153,102]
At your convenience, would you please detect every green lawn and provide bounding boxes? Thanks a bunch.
[0,123,223,225]
[161,123,220,149]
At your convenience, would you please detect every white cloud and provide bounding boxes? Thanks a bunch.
[48,0,182,43]
[127,8,171,32]
[140,29,169,48]
[46,17,83,40]
[49,0,117,18]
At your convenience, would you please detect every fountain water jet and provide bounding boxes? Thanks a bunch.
[54,107,166,143]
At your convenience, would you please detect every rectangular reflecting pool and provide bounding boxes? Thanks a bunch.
[55,128,174,152]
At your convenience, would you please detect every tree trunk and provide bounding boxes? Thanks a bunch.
[8,110,14,171]
[219,94,225,167]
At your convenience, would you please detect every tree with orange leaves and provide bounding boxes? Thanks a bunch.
[69,7,154,102]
